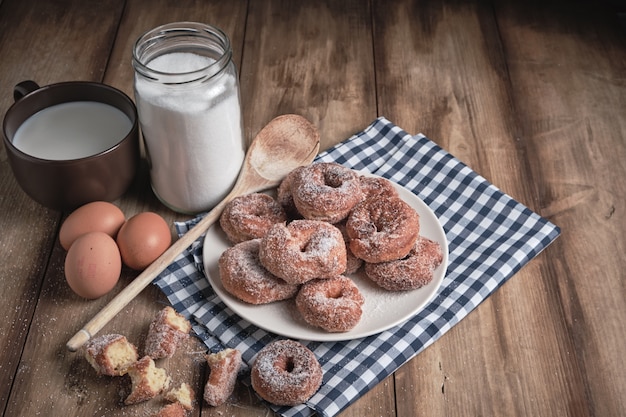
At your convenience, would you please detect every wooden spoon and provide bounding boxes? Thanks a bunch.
[66,114,320,351]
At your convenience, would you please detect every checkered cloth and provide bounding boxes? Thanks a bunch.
[153,117,560,417]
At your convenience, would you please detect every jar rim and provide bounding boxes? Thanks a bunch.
[132,22,232,84]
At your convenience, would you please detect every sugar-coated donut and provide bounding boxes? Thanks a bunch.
[251,340,322,406]
[259,220,347,284]
[291,162,363,223]
[220,193,287,243]
[359,175,399,200]
[335,220,363,274]
[365,236,443,291]
[346,196,420,263]
[296,276,364,332]
[276,166,305,220]
[219,239,300,304]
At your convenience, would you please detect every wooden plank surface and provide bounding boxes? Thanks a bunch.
[239,2,397,415]
[241,0,377,149]
[0,0,624,416]
[374,1,626,416]
[0,0,126,410]
[495,2,626,416]
[1,1,250,416]
[371,2,571,416]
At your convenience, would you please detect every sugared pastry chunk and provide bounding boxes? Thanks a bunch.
[145,306,192,359]
[83,333,138,376]
[151,402,187,417]
[203,348,242,406]
[165,382,195,411]
[125,356,171,405]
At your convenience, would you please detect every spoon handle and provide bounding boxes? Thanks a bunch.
[66,197,231,352]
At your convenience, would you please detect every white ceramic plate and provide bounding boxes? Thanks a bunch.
[202,173,448,342]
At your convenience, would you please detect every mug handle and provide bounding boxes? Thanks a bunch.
[13,80,40,102]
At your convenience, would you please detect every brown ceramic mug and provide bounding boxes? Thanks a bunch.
[2,81,139,211]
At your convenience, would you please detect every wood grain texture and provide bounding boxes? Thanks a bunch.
[0,1,247,416]
[239,2,380,414]
[0,0,624,416]
[0,0,125,410]
[495,1,626,416]
[372,0,534,201]
[372,1,609,416]
[241,0,377,151]
[372,2,536,415]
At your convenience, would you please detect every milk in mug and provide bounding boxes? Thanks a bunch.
[12,101,133,160]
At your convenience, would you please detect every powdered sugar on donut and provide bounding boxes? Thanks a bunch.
[259,220,347,284]
[296,276,365,332]
[347,196,420,263]
[219,239,299,304]
[291,162,363,223]
[251,339,322,406]
[365,236,444,291]
[220,193,286,243]
[209,165,447,340]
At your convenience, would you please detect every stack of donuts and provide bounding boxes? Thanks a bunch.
[217,162,443,334]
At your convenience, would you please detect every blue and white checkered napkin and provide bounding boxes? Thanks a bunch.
[154,117,560,417]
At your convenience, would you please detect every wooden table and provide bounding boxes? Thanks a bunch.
[1,1,624,416]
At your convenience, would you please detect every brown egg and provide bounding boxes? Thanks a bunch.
[116,212,172,270]
[59,201,126,250]
[64,231,121,299]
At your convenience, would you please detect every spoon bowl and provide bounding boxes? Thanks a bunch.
[67,114,320,351]
[232,114,321,194]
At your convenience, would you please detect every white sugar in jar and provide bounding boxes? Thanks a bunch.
[132,22,245,214]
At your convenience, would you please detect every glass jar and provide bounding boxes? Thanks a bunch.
[132,22,245,214]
